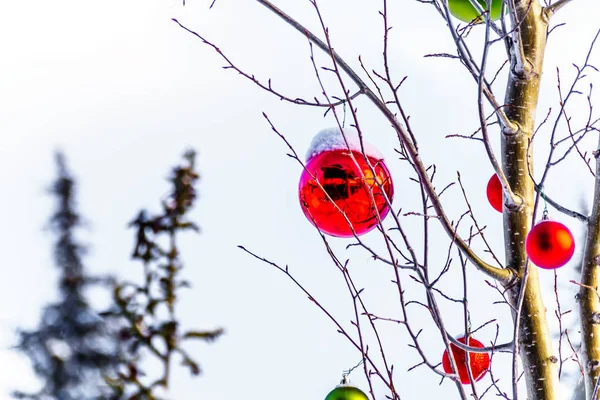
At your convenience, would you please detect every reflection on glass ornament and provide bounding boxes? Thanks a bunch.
[299,127,394,237]
[442,336,490,384]
[324,376,368,400]
[525,220,575,269]
[486,174,502,213]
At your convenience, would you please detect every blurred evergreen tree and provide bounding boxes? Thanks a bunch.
[13,153,120,400]
[14,150,222,400]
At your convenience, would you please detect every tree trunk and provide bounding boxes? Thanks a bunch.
[502,1,559,399]
[579,146,600,398]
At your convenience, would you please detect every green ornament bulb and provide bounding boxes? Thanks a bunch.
[448,0,504,23]
[325,384,368,400]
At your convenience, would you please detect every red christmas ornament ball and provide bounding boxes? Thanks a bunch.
[299,149,394,237]
[486,174,502,212]
[442,336,490,384]
[525,220,575,269]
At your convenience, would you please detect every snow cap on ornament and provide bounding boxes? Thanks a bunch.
[305,126,384,162]
[298,127,394,238]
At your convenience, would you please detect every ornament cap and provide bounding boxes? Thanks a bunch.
[338,374,351,387]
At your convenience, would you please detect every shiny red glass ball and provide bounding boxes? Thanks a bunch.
[298,150,394,237]
[442,336,490,384]
[486,174,502,212]
[525,220,575,269]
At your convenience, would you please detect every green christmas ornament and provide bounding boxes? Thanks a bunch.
[447,0,504,23]
[325,376,368,400]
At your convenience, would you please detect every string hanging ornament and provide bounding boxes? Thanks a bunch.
[324,360,368,400]
[525,187,575,269]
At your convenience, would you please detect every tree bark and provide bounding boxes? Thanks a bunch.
[503,1,559,399]
[579,143,600,398]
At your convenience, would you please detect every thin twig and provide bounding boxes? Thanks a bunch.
[251,0,514,284]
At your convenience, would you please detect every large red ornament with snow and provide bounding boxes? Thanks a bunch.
[442,336,490,384]
[486,174,502,213]
[525,220,575,269]
[299,127,394,237]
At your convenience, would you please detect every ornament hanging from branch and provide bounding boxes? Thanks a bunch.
[324,383,368,400]
[447,0,504,23]
[298,127,394,237]
[486,173,503,213]
[442,336,490,384]
[525,219,575,269]
[324,372,368,400]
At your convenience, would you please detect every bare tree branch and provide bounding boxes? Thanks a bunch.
[247,0,514,284]
[545,0,576,15]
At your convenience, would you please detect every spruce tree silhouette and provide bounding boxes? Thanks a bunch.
[15,151,222,400]
[13,153,119,400]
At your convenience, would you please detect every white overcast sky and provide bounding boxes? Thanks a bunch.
[1,0,600,399]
